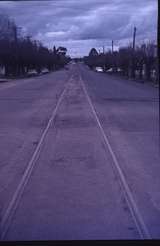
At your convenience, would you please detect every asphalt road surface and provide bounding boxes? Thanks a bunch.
[0,63,159,240]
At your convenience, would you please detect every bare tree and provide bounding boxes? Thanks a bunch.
[84,41,157,83]
[0,14,69,78]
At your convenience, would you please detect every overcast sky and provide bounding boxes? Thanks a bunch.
[0,0,157,57]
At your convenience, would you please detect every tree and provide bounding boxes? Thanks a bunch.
[117,46,132,76]
[85,48,99,69]
[142,43,156,81]
[0,14,69,77]
[88,48,98,57]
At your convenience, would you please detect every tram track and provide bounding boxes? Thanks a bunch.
[79,74,151,239]
[0,75,73,240]
[0,67,155,239]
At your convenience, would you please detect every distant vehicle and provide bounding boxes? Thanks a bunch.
[106,68,113,73]
[41,68,49,74]
[117,68,123,72]
[69,61,76,65]
[27,70,38,77]
[106,68,123,73]
[95,67,103,72]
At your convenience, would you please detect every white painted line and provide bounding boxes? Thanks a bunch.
[80,75,151,239]
[0,76,72,239]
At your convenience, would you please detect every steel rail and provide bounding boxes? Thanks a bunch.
[80,75,151,239]
[0,75,73,240]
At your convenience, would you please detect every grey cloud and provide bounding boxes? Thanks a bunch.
[0,0,157,57]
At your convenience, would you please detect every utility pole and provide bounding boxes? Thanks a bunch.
[131,27,137,78]
[112,40,114,53]
[102,46,105,72]
[11,24,22,76]
[156,12,159,84]
[132,27,136,51]
[112,40,114,72]
[13,25,17,43]
[103,46,105,54]
[13,25,22,43]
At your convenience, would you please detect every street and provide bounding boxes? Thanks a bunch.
[0,63,159,240]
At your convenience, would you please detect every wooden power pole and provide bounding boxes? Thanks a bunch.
[13,25,17,43]
[131,27,137,78]
[112,40,114,53]
[133,27,136,51]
